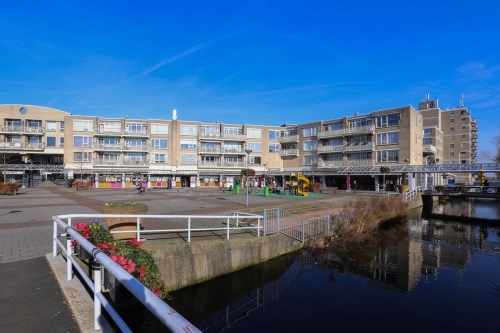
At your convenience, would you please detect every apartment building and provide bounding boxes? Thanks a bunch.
[0,98,477,189]
[419,97,478,184]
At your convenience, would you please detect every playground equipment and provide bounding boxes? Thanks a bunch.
[286,172,310,196]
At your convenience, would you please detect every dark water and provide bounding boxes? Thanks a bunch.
[128,202,500,333]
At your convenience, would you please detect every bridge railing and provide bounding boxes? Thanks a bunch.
[52,212,263,331]
[404,186,423,201]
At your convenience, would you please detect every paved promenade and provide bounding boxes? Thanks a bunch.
[0,186,378,332]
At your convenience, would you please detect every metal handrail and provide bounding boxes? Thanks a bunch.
[404,186,422,201]
[52,215,201,332]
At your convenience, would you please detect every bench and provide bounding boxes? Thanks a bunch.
[0,183,21,195]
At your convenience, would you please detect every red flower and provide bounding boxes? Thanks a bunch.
[137,265,147,281]
[74,223,91,239]
[151,288,162,298]
[95,242,117,253]
[110,255,136,273]
[127,239,143,248]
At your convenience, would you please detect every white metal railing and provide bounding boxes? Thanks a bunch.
[52,215,202,332]
[404,186,422,201]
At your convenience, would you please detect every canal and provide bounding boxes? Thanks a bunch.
[127,199,500,332]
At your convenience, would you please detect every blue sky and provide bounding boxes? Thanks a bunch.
[1,1,499,159]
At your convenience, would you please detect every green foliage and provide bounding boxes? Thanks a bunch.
[241,168,255,176]
[104,201,148,209]
[88,223,114,243]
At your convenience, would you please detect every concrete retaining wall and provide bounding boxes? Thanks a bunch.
[144,234,303,291]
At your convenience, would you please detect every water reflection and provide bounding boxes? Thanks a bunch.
[126,205,500,332]
[430,197,500,221]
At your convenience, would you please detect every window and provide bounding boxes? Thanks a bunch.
[180,154,196,164]
[449,127,455,132]
[151,123,168,135]
[73,136,92,147]
[423,128,432,135]
[449,135,455,140]
[449,144,455,149]
[180,140,197,150]
[461,134,467,138]
[460,151,467,156]
[180,125,197,136]
[304,155,318,165]
[151,153,167,164]
[461,117,467,121]
[449,152,455,157]
[326,122,343,130]
[268,130,280,140]
[268,143,280,153]
[303,140,317,152]
[303,127,318,137]
[461,143,467,148]
[73,120,93,131]
[60,137,64,147]
[224,127,243,135]
[461,125,468,130]
[98,121,121,133]
[152,139,168,149]
[449,111,455,115]
[201,126,219,137]
[125,139,146,148]
[126,123,147,134]
[377,150,399,162]
[60,121,65,132]
[246,142,262,152]
[423,138,432,145]
[46,121,57,131]
[247,128,262,139]
[46,137,56,147]
[449,118,455,123]
[376,132,399,145]
[249,156,261,165]
[376,113,399,128]
[74,152,92,162]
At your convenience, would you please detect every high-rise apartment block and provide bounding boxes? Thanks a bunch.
[0,96,478,189]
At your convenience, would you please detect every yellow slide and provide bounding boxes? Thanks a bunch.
[297,174,309,196]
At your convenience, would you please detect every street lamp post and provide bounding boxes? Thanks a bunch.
[245,149,252,206]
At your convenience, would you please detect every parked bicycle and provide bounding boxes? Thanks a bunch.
[133,185,145,195]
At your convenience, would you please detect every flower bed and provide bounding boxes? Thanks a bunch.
[72,221,165,298]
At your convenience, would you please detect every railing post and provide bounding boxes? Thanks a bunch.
[91,259,103,330]
[257,217,261,237]
[67,217,73,281]
[227,217,230,240]
[53,218,58,257]
[188,217,191,242]
[301,221,305,243]
[277,208,281,233]
[136,216,141,241]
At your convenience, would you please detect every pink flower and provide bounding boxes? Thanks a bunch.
[110,255,136,273]
[95,242,117,253]
[151,288,162,298]
[74,223,91,239]
[137,265,147,281]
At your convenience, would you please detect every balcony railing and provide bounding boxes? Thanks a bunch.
[93,159,149,166]
[224,148,245,154]
[199,147,222,153]
[423,144,437,154]
[0,142,45,150]
[0,126,45,135]
[94,128,150,136]
[318,129,345,138]
[199,132,222,139]
[279,135,299,143]
[94,144,122,151]
[317,145,344,153]
[279,149,299,157]
[343,142,374,152]
[318,125,375,138]
[223,134,246,141]
[123,145,148,151]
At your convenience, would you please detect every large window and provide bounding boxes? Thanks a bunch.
[180,140,197,150]
[268,130,280,140]
[246,142,262,152]
[326,122,343,130]
[180,125,197,136]
[60,137,64,147]
[73,120,93,131]
[74,152,92,162]
[46,136,56,147]
[151,153,167,164]
[376,132,399,145]
[304,155,318,165]
[377,150,399,162]
[246,128,262,139]
[303,140,317,152]
[152,138,168,149]
[224,127,243,135]
[303,127,317,137]
[126,122,147,134]
[376,113,399,128]
[268,143,280,153]
[423,128,432,135]
[46,121,57,131]
[249,156,261,165]
[151,123,168,135]
[73,136,92,147]
[423,138,432,145]
[180,154,196,164]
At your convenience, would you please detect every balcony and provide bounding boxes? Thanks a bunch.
[93,159,149,166]
[199,147,222,154]
[124,129,149,137]
[223,133,246,141]
[343,142,375,152]
[279,149,299,157]
[94,128,150,136]
[317,145,344,153]
[279,135,299,143]
[198,161,223,168]
[224,148,245,154]
[318,129,345,139]
[423,144,437,154]
[345,125,375,136]
[199,132,222,140]
[94,144,122,151]
[0,142,45,150]
[0,126,45,135]
[123,145,148,151]
[222,161,245,168]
